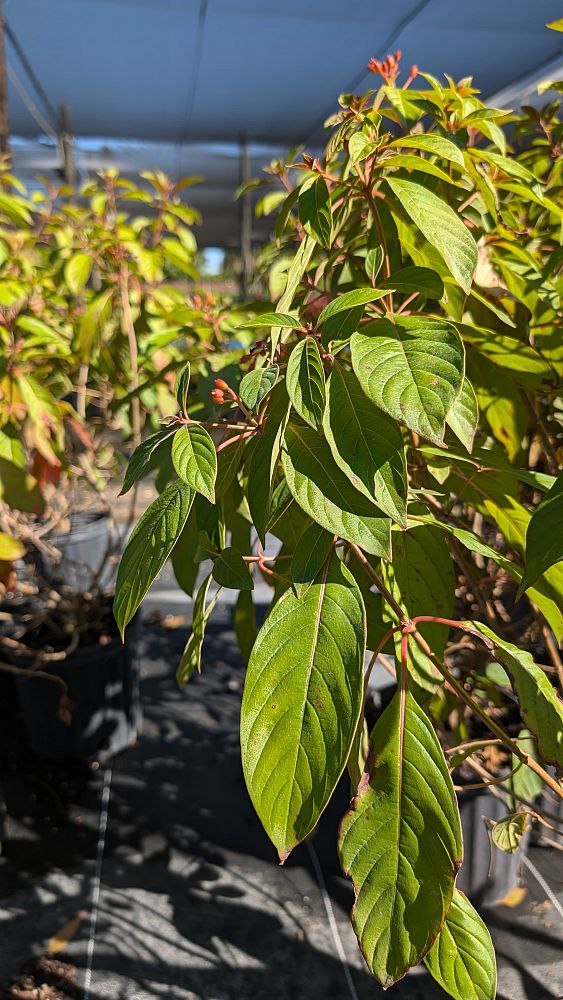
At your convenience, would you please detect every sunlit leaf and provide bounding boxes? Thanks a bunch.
[241,553,365,860]
[339,689,462,987]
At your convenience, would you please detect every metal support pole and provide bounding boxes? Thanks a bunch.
[59,103,76,187]
[239,135,252,300]
[0,0,9,156]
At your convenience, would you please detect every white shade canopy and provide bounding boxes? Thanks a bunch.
[5,0,563,245]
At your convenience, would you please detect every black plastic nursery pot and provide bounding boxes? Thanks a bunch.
[456,783,528,906]
[38,510,116,593]
[15,625,141,763]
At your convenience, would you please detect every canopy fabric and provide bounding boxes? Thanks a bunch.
[5,0,563,245]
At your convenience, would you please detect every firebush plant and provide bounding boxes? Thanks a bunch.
[115,58,563,998]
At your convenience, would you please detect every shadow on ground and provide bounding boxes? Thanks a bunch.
[1,605,562,999]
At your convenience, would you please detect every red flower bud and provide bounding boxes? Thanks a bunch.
[214,378,230,391]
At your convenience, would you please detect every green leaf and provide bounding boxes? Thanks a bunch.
[388,178,477,292]
[172,425,217,502]
[286,338,326,428]
[323,364,407,526]
[171,508,200,597]
[447,469,563,642]
[239,364,279,411]
[351,316,464,445]
[518,472,563,597]
[177,573,221,685]
[291,522,334,597]
[234,589,257,662]
[511,730,544,802]
[389,133,464,166]
[0,458,44,514]
[298,176,332,249]
[215,437,244,497]
[175,362,190,412]
[282,423,391,558]
[424,890,496,1000]
[0,532,25,560]
[212,546,254,590]
[64,252,92,294]
[242,313,299,329]
[383,265,444,299]
[469,623,563,770]
[119,428,175,496]
[241,553,365,861]
[269,236,316,358]
[365,246,384,283]
[339,689,462,987]
[247,383,291,544]
[114,480,194,638]
[348,132,379,164]
[382,524,455,690]
[384,155,462,187]
[0,426,25,468]
[76,288,113,362]
[320,305,365,349]
[317,287,390,325]
[492,813,529,854]
[445,376,479,452]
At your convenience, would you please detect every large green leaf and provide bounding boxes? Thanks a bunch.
[424,890,496,1000]
[470,623,563,770]
[282,423,391,558]
[445,376,478,452]
[351,316,464,445]
[114,480,194,638]
[518,472,563,597]
[381,524,455,690]
[119,428,175,496]
[247,383,291,544]
[338,689,462,987]
[241,554,365,860]
[172,424,217,502]
[323,364,407,526]
[389,133,464,166]
[298,176,332,248]
[286,338,326,428]
[388,177,476,292]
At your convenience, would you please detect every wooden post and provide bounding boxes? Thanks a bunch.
[59,103,76,187]
[0,0,9,156]
[239,135,252,300]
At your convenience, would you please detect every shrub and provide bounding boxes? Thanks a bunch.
[115,57,562,997]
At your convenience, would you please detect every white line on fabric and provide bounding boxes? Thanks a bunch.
[83,766,113,1000]
[306,840,360,1000]
[521,854,563,920]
